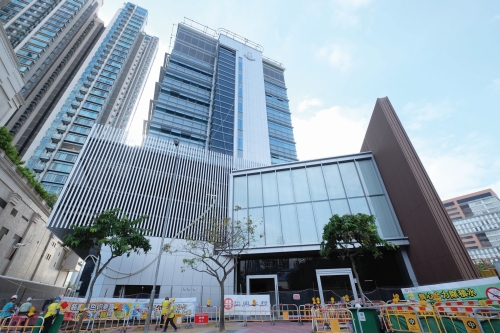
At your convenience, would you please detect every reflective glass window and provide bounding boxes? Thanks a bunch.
[276,170,294,204]
[357,159,384,195]
[322,164,346,199]
[262,172,278,206]
[313,201,332,240]
[330,199,350,216]
[349,197,370,215]
[248,207,265,246]
[368,196,400,238]
[280,204,300,244]
[248,174,262,208]
[264,206,282,245]
[307,166,328,201]
[292,168,310,202]
[233,176,247,208]
[296,203,318,243]
[338,162,364,197]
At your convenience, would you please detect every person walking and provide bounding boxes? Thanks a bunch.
[42,297,62,333]
[162,298,177,332]
[0,295,18,321]
[18,297,34,315]
[160,297,170,328]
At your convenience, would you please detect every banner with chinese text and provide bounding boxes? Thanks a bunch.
[401,277,500,302]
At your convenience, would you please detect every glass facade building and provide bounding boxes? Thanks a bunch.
[146,21,297,166]
[232,153,406,250]
[23,2,157,194]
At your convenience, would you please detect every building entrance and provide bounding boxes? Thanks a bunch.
[316,269,358,304]
[246,274,278,307]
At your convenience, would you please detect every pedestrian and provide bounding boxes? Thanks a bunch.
[18,297,34,315]
[160,297,170,328]
[162,298,177,332]
[0,295,18,321]
[42,297,62,333]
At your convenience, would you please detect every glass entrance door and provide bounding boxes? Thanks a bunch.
[246,274,279,307]
[316,269,357,304]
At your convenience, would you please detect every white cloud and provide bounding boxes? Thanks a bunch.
[412,135,500,200]
[331,0,372,27]
[292,104,370,160]
[317,44,352,71]
[403,101,454,130]
[297,98,323,113]
[493,79,500,91]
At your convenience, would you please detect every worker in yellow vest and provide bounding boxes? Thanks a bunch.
[162,298,177,332]
[160,297,170,328]
[42,297,63,333]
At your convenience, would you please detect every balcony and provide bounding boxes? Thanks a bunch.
[61,116,71,124]
[87,74,96,81]
[32,162,46,173]
[39,152,51,162]
[75,93,84,101]
[83,80,91,88]
[57,124,67,133]
[66,109,75,117]
[79,87,88,94]
[46,142,56,151]
[94,63,102,70]
[71,101,80,109]
[51,133,62,143]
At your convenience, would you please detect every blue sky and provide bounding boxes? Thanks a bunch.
[99,0,500,200]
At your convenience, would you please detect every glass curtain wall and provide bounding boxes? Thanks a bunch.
[232,157,402,247]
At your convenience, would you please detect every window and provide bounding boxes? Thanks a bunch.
[45,253,51,260]
[22,216,28,222]
[0,227,8,241]
[10,209,18,217]
[0,197,6,209]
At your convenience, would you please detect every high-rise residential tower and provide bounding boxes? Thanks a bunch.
[20,2,157,194]
[145,20,297,165]
[1,0,106,148]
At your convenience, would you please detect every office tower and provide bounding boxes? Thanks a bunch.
[19,2,157,194]
[1,0,105,147]
[145,20,297,165]
[443,188,497,220]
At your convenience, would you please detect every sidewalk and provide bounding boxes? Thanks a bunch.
[134,321,312,333]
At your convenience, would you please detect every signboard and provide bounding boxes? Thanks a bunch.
[402,277,500,301]
[62,297,196,320]
[194,313,209,324]
[222,295,271,315]
[293,294,300,300]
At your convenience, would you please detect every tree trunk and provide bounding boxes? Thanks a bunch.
[74,254,113,333]
[219,280,225,332]
[74,255,101,333]
[349,255,365,306]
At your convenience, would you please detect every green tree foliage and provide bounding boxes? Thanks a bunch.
[180,209,261,332]
[0,126,57,208]
[320,213,397,304]
[63,208,151,333]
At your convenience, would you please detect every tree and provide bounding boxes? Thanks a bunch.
[63,208,152,333]
[0,126,57,208]
[320,213,397,305]
[179,210,261,332]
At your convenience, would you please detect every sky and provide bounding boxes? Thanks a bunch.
[98,0,500,201]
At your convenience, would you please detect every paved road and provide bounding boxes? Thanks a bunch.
[146,321,312,332]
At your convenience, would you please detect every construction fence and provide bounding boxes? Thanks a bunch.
[3,299,500,332]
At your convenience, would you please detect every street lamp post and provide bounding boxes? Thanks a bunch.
[144,139,180,333]
[143,141,219,332]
